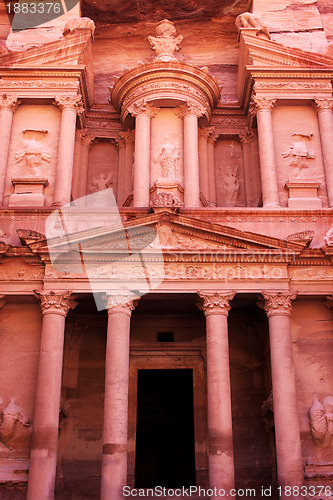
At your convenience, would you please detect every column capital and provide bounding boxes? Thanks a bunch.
[0,94,20,112]
[324,295,333,309]
[115,136,126,149]
[119,129,135,144]
[128,99,160,118]
[174,100,205,118]
[81,133,95,148]
[314,98,333,113]
[198,291,236,316]
[34,290,78,317]
[260,291,297,318]
[54,94,83,112]
[252,96,276,112]
[198,127,212,141]
[105,293,139,317]
[239,129,254,146]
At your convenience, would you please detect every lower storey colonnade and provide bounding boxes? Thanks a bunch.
[25,290,305,499]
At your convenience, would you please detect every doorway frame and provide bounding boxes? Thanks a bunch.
[128,342,208,488]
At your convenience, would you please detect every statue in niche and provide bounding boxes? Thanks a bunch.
[224,166,240,206]
[89,173,115,193]
[0,399,30,450]
[235,12,270,39]
[155,145,180,181]
[15,130,51,175]
[148,19,183,62]
[309,395,333,447]
[281,133,315,176]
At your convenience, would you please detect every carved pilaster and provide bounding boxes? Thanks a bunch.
[198,291,236,317]
[128,99,160,118]
[105,293,139,317]
[207,131,219,144]
[239,130,254,146]
[81,133,95,148]
[0,94,20,112]
[314,98,333,114]
[54,95,83,112]
[252,96,276,112]
[261,291,297,318]
[198,127,211,141]
[34,290,78,317]
[174,100,205,118]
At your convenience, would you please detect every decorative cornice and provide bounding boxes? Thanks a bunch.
[260,291,297,318]
[197,291,236,316]
[314,98,333,113]
[105,293,139,317]
[34,290,77,317]
[54,94,83,112]
[127,99,160,118]
[0,94,20,112]
[252,96,276,112]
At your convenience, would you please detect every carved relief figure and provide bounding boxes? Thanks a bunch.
[15,131,52,175]
[235,12,270,38]
[89,173,115,193]
[155,145,180,180]
[224,166,240,206]
[281,133,315,176]
[324,227,333,246]
[148,19,183,62]
[0,399,30,449]
[309,395,333,447]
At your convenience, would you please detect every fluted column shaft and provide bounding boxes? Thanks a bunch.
[253,97,280,207]
[198,291,236,498]
[101,294,138,500]
[53,95,82,206]
[207,132,217,206]
[27,291,77,500]
[261,292,303,499]
[129,101,159,207]
[0,95,20,204]
[314,99,333,207]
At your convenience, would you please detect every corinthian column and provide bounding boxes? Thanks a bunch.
[177,101,205,207]
[314,98,333,207]
[252,97,280,207]
[0,94,20,204]
[53,95,83,206]
[101,293,139,500]
[198,127,210,202]
[207,131,218,206]
[128,100,159,207]
[261,292,304,498]
[198,291,236,498]
[27,291,77,500]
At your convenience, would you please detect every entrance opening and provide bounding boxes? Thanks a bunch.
[135,369,196,488]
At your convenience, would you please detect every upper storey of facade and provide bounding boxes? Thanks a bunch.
[0,0,332,249]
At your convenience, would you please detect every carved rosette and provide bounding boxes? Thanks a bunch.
[128,100,160,118]
[314,98,333,114]
[174,100,205,118]
[106,293,139,317]
[0,94,20,112]
[198,291,236,317]
[261,291,297,318]
[252,96,277,112]
[54,95,83,112]
[34,290,78,317]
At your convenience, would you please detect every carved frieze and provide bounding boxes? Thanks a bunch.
[150,192,183,208]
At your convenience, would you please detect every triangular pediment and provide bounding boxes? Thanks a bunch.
[0,31,91,67]
[25,211,304,258]
[239,31,333,69]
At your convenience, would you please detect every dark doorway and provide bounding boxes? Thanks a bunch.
[135,369,196,488]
